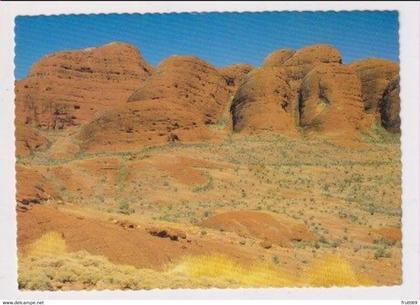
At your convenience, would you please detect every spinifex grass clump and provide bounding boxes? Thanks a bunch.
[303,254,371,286]
[26,231,67,257]
[171,254,296,287]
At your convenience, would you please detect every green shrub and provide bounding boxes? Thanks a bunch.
[118,201,135,215]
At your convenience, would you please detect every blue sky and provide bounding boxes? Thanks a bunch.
[15,11,399,79]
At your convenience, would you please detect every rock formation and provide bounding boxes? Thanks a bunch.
[15,42,152,130]
[218,64,253,95]
[262,48,295,68]
[348,58,400,132]
[79,56,232,152]
[231,44,347,136]
[127,55,230,123]
[230,66,297,135]
[15,42,401,157]
[230,44,400,138]
[282,44,342,88]
[298,64,364,136]
[349,58,399,114]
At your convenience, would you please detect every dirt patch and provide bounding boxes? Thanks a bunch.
[201,210,315,247]
[150,155,226,185]
[374,227,401,244]
[15,126,49,157]
[15,165,60,205]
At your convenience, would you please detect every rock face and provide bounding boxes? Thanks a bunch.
[230,44,401,138]
[349,58,399,113]
[128,56,230,122]
[230,67,297,135]
[262,48,295,68]
[231,44,344,135]
[283,44,342,85]
[15,42,152,130]
[380,76,401,133]
[298,64,364,136]
[218,64,253,95]
[79,56,231,152]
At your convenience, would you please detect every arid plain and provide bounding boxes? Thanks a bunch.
[15,42,401,289]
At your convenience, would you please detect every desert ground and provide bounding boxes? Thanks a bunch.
[15,42,401,289]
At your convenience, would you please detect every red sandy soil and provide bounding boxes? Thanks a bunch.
[17,204,256,270]
[201,210,315,247]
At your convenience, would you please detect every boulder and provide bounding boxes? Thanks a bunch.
[146,226,187,241]
[260,240,272,249]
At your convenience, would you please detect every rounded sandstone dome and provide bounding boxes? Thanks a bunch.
[262,48,295,67]
[284,44,342,66]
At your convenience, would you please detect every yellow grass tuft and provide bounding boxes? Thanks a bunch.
[171,253,296,287]
[303,254,371,287]
[27,231,67,257]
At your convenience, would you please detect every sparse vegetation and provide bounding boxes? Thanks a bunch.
[192,173,214,192]
[304,255,371,286]
[118,201,135,215]
[374,247,392,259]
[26,231,66,257]
[19,234,374,289]
[17,133,402,288]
